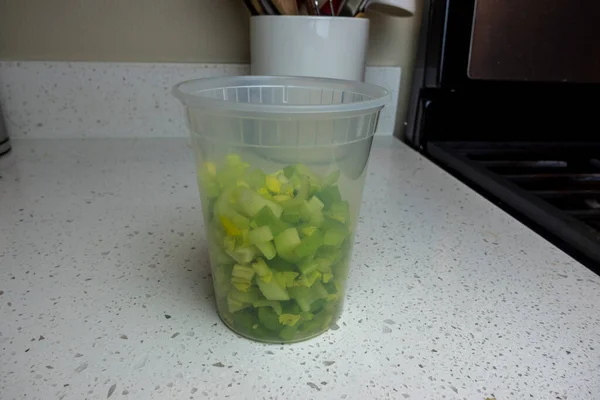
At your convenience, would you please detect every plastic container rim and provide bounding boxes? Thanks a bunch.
[172,75,390,118]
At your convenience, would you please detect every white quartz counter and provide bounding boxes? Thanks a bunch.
[1,137,599,400]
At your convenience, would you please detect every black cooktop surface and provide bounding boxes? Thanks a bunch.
[427,141,600,272]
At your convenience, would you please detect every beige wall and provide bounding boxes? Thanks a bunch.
[0,0,423,134]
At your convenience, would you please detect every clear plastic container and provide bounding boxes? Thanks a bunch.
[173,76,389,343]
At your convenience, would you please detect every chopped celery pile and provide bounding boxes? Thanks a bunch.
[199,154,352,342]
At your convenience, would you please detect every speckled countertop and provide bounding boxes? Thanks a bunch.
[1,137,599,400]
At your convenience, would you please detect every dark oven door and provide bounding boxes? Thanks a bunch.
[405,0,600,269]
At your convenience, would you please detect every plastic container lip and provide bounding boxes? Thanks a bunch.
[172,75,390,118]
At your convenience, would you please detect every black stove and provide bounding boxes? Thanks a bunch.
[405,0,600,271]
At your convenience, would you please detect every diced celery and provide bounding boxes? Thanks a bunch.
[257,279,290,301]
[267,256,295,271]
[272,194,292,203]
[307,196,324,212]
[251,258,273,282]
[295,230,324,259]
[317,185,342,209]
[255,241,276,260]
[227,296,249,313]
[281,177,310,210]
[288,282,329,312]
[232,264,255,281]
[253,299,283,315]
[322,272,333,283]
[228,287,260,304]
[288,286,312,312]
[295,271,321,287]
[279,325,298,341]
[232,311,257,331]
[326,201,350,224]
[311,281,329,299]
[282,301,301,315]
[281,209,301,224]
[274,228,301,256]
[231,280,252,292]
[309,299,325,314]
[253,206,290,236]
[225,245,256,264]
[283,165,296,179]
[237,188,283,218]
[248,225,273,244]
[279,314,301,327]
[273,271,299,288]
[243,168,266,189]
[300,225,319,237]
[258,307,282,331]
[265,175,281,193]
[324,226,347,247]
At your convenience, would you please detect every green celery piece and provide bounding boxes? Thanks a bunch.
[283,165,296,179]
[298,259,319,275]
[281,177,309,210]
[223,236,236,252]
[314,258,332,273]
[279,325,298,341]
[321,216,348,232]
[211,238,234,265]
[266,256,295,272]
[318,185,342,209]
[317,246,343,265]
[307,196,325,212]
[253,299,283,315]
[299,225,319,237]
[255,241,276,260]
[325,201,350,224]
[288,286,312,312]
[232,264,255,281]
[288,282,329,312]
[322,272,333,283]
[197,168,220,198]
[243,168,266,189]
[323,280,338,296]
[258,307,282,331]
[278,314,301,327]
[228,287,260,304]
[281,209,301,224]
[324,226,347,247]
[295,271,321,287]
[273,271,299,288]
[253,206,290,236]
[225,245,256,264]
[214,187,250,232]
[237,188,283,218]
[274,227,301,256]
[256,279,290,301]
[311,281,329,299]
[232,311,257,331]
[282,301,301,315]
[227,296,249,313]
[295,230,324,259]
[299,197,324,225]
[309,299,325,313]
[248,225,273,244]
[251,258,273,281]
[216,157,248,189]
